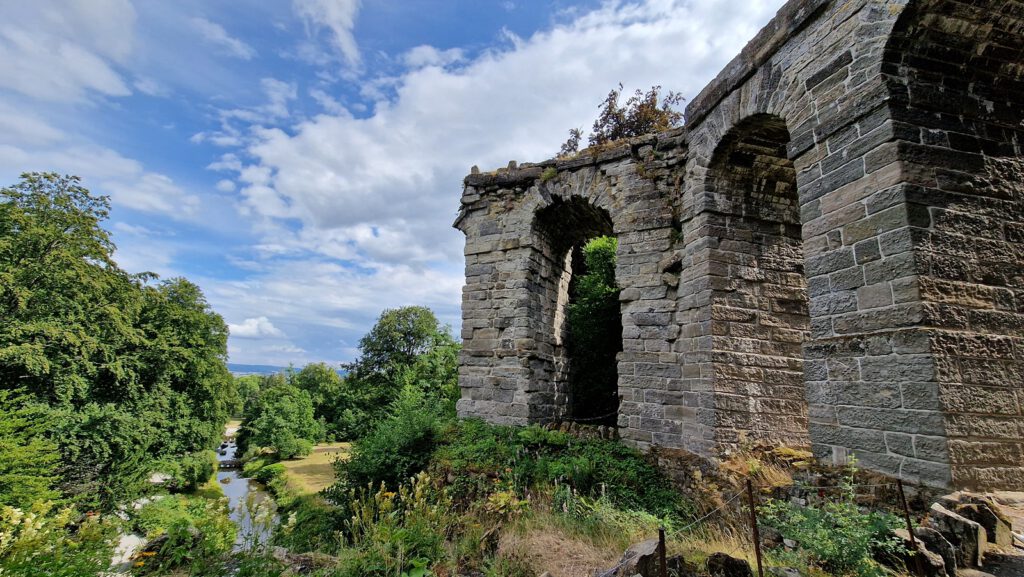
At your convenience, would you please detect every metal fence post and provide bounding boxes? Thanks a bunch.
[659,526,668,577]
[897,479,926,577]
[746,479,765,577]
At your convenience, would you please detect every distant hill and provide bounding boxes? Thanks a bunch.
[227,363,347,377]
[228,363,288,376]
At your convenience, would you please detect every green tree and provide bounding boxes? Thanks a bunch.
[347,306,446,377]
[0,172,144,408]
[236,381,321,459]
[233,375,262,417]
[0,391,59,508]
[135,278,234,456]
[291,362,343,434]
[560,84,684,155]
[336,306,457,439]
[0,173,234,508]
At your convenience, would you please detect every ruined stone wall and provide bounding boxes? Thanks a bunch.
[455,135,687,443]
[454,0,1024,490]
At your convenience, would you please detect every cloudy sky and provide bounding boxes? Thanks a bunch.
[0,0,786,366]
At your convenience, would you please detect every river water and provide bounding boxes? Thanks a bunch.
[216,431,277,550]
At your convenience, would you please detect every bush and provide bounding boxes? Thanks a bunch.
[252,463,286,486]
[759,476,906,577]
[275,495,344,554]
[432,420,691,520]
[0,502,116,577]
[560,83,684,154]
[328,473,455,577]
[132,495,236,574]
[153,450,217,493]
[332,387,447,494]
[242,458,268,479]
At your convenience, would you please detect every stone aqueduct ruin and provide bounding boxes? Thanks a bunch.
[453,0,1024,490]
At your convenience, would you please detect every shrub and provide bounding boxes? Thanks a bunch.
[252,463,286,486]
[0,502,116,577]
[242,458,268,479]
[331,387,447,494]
[759,475,906,577]
[153,450,217,493]
[432,421,691,521]
[132,495,236,574]
[328,473,455,577]
[275,495,344,554]
[560,84,684,154]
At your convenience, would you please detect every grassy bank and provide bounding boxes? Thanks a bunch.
[280,442,350,495]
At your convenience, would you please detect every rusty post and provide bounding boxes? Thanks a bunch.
[897,479,926,577]
[659,526,668,577]
[746,479,765,577]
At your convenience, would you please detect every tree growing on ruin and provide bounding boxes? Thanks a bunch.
[560,83,685,156]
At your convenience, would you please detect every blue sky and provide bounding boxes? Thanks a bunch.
[0,0,785,366]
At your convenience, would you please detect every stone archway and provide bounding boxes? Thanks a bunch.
[704,114,810,449]
[533,196,620,425]
[454,0,1024,490]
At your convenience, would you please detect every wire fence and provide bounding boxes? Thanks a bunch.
[596,476,919,577]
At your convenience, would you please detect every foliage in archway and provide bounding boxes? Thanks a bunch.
[566,236,621,422]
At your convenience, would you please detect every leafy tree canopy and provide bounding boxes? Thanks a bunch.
[236,381,321,459]
[0,173,234,509]
[335,306,458,439]
[0,390,60,509]
[560,84,684,156]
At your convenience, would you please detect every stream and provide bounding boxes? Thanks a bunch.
[216,426,278,551]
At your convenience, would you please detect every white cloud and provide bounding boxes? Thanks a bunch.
[309,88,346,114]
[0,105,65,146]
[217,0,783,276]
[228,316,286,338]
[190,17,257,60]
[215,179,236,192]
[205,256,463,364]
[0,138,201,218]
[133,76,169,97]
[0,0,136,102]
[402,45,465,69]
[292,0,361,68]
[266,344,306,354]
[113,222,153,236]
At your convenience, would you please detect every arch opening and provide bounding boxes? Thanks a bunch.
[705,114,810,448]
[533,196,621,426]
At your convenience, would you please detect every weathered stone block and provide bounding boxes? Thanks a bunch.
[927,503,986,568]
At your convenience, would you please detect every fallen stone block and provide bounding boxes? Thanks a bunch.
[928,503,987,568]
[954,501,1014,548]
[893,528,949,577]
[914,526,958,577]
